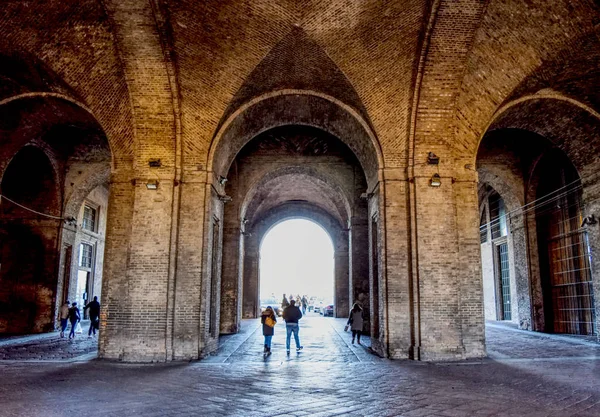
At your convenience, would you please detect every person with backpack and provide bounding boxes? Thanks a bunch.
[261,306,277,355]
[68,302,81,339]
[84,296,100,337]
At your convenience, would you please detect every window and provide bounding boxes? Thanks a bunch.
[480,211,488,244]
[79,243,93,268]
[82,205,97,232]
[497,243,511,320]
[489,193,507,239]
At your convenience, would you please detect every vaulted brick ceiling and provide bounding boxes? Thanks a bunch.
[0,0,599,174]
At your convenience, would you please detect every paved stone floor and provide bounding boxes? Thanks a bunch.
[1,316,600,416]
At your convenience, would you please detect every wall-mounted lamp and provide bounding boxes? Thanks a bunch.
[430,173,441,187]
[360,192,375,200]
[148,159,162,168]
[218,175,228,185]
[64,216,77,226]
[581,214,598,227]
[146,180,159,190]
[427,152,440,165]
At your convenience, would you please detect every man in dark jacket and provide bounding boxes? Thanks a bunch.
[84,296,100,337]
[282,299,303,354]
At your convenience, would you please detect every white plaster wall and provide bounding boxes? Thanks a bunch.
[481,242,497,320]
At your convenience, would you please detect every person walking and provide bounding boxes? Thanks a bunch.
[301,296,308,315]
[281,293,290,310]
[68,302,81,339]
[261,306,277,355]
[84,296,100,337]
[58,301,70,338]
[347,303,364,344]
[282,299,303,354]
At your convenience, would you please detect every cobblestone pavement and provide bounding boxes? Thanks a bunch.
[1,318,600,416]
[205,314,375,364]
[0,321,98,362]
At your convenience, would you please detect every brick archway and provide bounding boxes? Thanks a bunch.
[243,202,350,321]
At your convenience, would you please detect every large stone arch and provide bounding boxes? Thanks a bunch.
[474,92,600,337]
[213,120,372,339]
[241,165,352,227]
[242,202,349,320]
[0,94,116,177]
[208,90,383,190]
[0,145,62,333]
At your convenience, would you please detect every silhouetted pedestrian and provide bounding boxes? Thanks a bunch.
[282,300,303,354]
[301,296,308,315]
[347,303,364,344]
[261,306,277,355]
[281,293,290,310]
[84,296,100,337]
[68,302,81,339]
[58,301,70,338]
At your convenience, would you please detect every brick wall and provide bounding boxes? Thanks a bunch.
[1,0,599,362]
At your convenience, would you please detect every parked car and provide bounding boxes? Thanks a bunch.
[323,304,334,317]
[313,305,320,314]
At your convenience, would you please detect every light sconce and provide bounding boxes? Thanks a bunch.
[64,216,77,226]
[146,180,159,190]
[360,192,375,200]
[581,214,598,227]
[218,175,228,185]
[427,152,440,165]
[148,159,161,168]
[430,173,441,187]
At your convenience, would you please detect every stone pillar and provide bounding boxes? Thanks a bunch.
[243,232,259,318]
[220,224,242,333]
[454,178,486,358]
[171,172,207,360]
[334,228,349,318]
[507,210,532,330]
[378,179,412,359]
[412,174,463,360]
[98,172,135,360]
[582,176,600,340]
[99,168,175,362]
[350,218,370,312]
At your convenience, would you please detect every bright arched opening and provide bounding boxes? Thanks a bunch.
[259,219,334,310]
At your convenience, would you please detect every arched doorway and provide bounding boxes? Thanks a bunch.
[476,97,600,336]
[259,219,334,316]
[532,150,595,335]
[210,114,380,356]
[0,145,60,333]
[0,95,112,337]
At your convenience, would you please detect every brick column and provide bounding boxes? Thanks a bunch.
[98,171,135,360]
[454,177,486,358]
[172,171,207,360]
[243,232,259,318]
[582,177,600,340]
[99,169,175,362]
[507,210,533,330]
[334,228,349,318]
[220,224,242,333]
[378,179,412,359]
[412,174,462,360]
[350,219,370,311]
